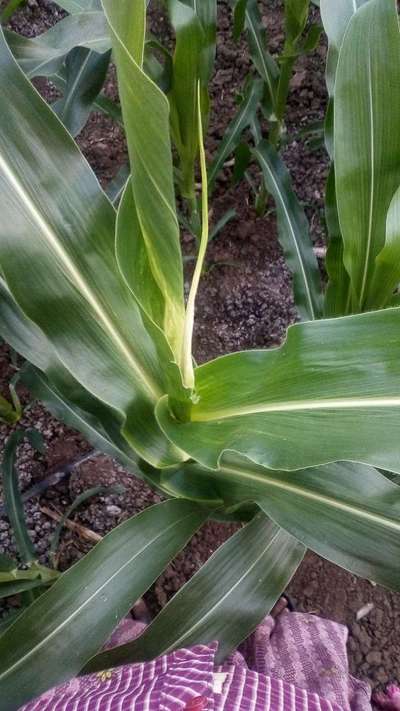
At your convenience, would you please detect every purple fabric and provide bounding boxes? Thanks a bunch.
[214,666,346,711]
[373,686,400,711]
[19,643,216,711]
[19,612,372,711]
[228,611,371,711]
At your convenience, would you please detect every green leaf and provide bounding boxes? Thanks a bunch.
[144,37,173,93]
[243,0,279,110]
[324,165,351,317]
[102,0,186,362]
[0,283,140,470]
[0,578,48,601]
[2,430,44,565]
[0,500,208,711]
[0,277,55,373]
[156,307,400,475]
[0,609,23,634]
[84,513,305,671]
[321,0,366,316]
[0,554,15,573]
[334,0,400,311]
[0,567,54,584]
[284,0,309,47]
[256,460,400,591]
[208,78,263,190]
[178,453,400,590]
[171,0,216,82]
[253,140,322,321]
[300,23,322,54]
[233,0,247,40]
[0,0,25,23]
[320,0,369,95]
[55,0,102,13]
[0,27,185,467]
[187,0,216,82]
[368,184,400,308]
[209,208,237,242]
[52,47,111,136]
[0,392,19,425]
[6,12,110,78]
[115,184,166,331]
[320,0,366,315]
[233,142,252,184]
[167,0,204,199]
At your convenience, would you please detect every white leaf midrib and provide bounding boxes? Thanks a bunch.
[193,395,400,421]
[0,151,160,399]
[359,50,375,308]
[222,462,400,532]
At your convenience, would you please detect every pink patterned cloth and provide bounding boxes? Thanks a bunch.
[19,611,372,711]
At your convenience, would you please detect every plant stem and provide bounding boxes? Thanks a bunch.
[186,195,201,244]
[181,83,209,390]
[269,56,295,147]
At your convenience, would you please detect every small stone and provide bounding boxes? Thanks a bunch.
[372,667,389,685]
[366,651,382,666]
[354,651,363,665]
[106,505,121,517]
[348,637,358,653]
[303,582,317,598]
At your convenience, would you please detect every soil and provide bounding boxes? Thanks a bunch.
[0,0,399,693]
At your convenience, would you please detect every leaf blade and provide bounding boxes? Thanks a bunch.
[334,0,400,311]
[0,499,208,711]
[2,430,44,565]
[6,12,110,78]
[0,26,183,467]
[253,140,322,321]
[208,78,263,190]
[156,307,400,474]
[102,0,185,361]
[189,453,400,590]
[52,46,111,136]
[84,513,305,671]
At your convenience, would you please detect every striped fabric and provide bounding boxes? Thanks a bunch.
[214,667,345,711]
[19,649,349,711]
[19,644,216,711]
[19,612,372,711]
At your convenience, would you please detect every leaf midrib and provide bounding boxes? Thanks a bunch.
[192,395,400,421]
[245,8,274,101]
[255,149,316,320]
[57,50,93,117]
[0,151,161,399]
[160,528,281,654]
[222,463,400,532]
[359,49,375,308]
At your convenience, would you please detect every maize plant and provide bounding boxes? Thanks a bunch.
[208,0,321,216]
[5,0,217,215]
[1,0,400,709]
